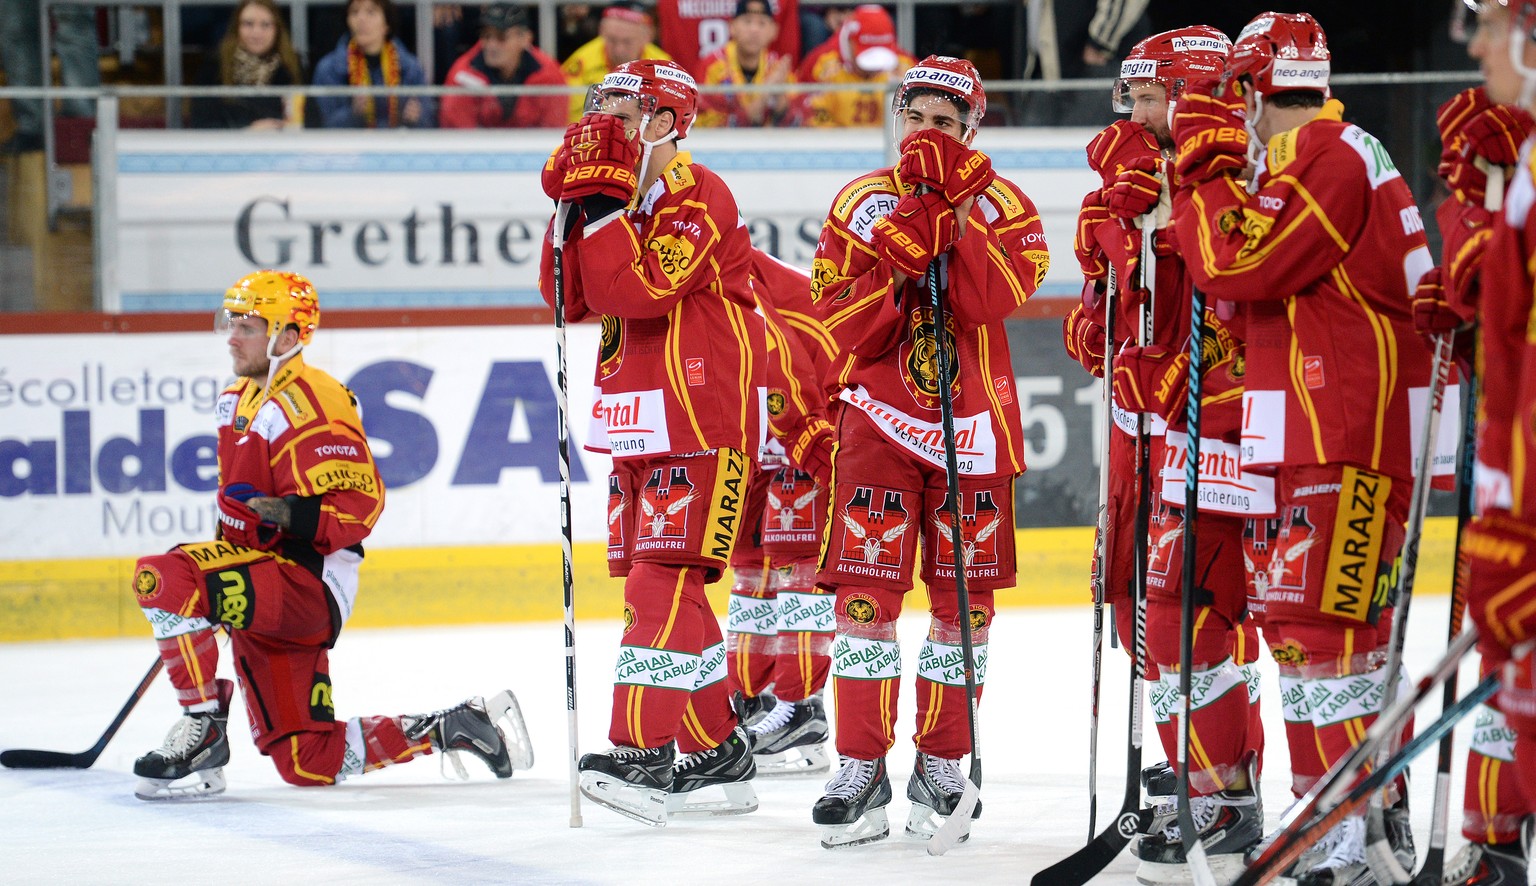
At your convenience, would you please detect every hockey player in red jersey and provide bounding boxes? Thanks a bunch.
[725,250,838,776]
[540,59,767,824]
[807,55,1048,848]
[1436,3,1536,882]
[1066,25,1272,883]
[656,0,799,79]
[1169,11,1435,882]
[129,271,529,800]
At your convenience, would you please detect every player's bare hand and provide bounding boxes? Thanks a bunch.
[246,496,292,528]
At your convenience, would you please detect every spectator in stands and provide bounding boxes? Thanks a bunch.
[442,4,565,128]
[312,0,436,128]
[697,0,797,126]
[0,0,101,153]
[656,0,799,77]
[795,4,912,127]
[190,0,304,130]
[560,0,672,122]
[1018,0,1150,126]
[556,4,603,60]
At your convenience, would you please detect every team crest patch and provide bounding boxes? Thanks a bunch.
[639,466,697,540]
[599,315,623,379]
[930,490,1005,572]
[134,565,162,603]
[968,606,989,632]
[767,391,786,416]
[234,415,249,432]
[622,603,637,635]
[1268,638,1307,667]
[899,306,958,409]
[843,593,878,625]
[836,487,912,575]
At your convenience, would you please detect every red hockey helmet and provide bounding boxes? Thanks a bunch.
[892,55,986,133]
[1112,25,1231,113]
[587,59,700,139]
[1230,12,1331,98]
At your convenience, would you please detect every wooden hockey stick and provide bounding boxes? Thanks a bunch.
[552,200,583,828]
[1,658,163,769]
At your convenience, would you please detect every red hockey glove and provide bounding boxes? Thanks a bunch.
[871,190,958,279]
[898,128,969,194]
[1063,302,1108,378]
[1436,87,1492,151]
[1443,104,1535,206]
[1412,267,1467,337]
[1107,155,1163,220]
[946,147,995,206]
[560,114,640,202]
[790,417,835,488]
[541,144,570,201]
[1172,78,1249,186]
[1085,119,1161,180]
[1075,190,1113,282]
[1468,512,1536,661]
[1112,345,1189,422]
[1445,221,1493,317]
[218,483,282,550]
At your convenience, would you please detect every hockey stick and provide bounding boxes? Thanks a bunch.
[1364,332,1454,883]
[1410,338,1478,886]
[552,199,583,829]
[924,251,984,858]
[1,657,163,769]
[1234,628,1484,885]
[1087,261,1119,841]
[1174,281,1217,886]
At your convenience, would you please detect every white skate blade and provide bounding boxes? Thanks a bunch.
[1135,854,1248,886]
[905,802,971,844]
[578,771,668,827]
[134,766,228,801]
[925,779,979,856]
[819,807,891,849]
[752,742,830,776]
[484,689,534,771]
[665,780,759,818]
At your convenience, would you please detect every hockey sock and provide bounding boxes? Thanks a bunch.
[335,716,431,780]
[678,602,734,754]
[725,566,777,699]
[1158,657,1251,795]
[1278,670,1326,798]
[153,627,221,710]
[770,562,833,702]
[1462,702,1531,843]
[608,563,713,750]
[1236,619,1266,779]
[830,585,902,760]
[1308,664,1412,800]
[913,615,988,760]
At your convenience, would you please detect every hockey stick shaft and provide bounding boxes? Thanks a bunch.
[924,251,983,857]
[0,657,163,769]
[1411,356,1478,886]
[552,200,583,828]
[1087,262,1119,841]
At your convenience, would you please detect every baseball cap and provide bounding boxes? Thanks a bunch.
[482,3,530,30]
[840,5,898,74]
[734,0,774,18]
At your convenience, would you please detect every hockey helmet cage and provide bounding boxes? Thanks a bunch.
[893,55,986,133]
[587,59,700,139]
[219,270,320,345]
[1113,25,1231,113]
[1230,11,1330,98]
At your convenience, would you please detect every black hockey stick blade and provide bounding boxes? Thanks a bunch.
[1032,805,1153,885]
[1,658,163,770]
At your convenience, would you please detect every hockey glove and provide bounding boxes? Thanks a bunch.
[1171,78,1249,186]
[1085,119,1161,180]
[1107,155,1163,220]
[1412,267,1467,336]
[560,114,640,203]
[1467,512,1536,660]
[1444,104,1536,206]
[871,190,958,280]
[898,128,969,194]
[1112,345,1189,423]
[790,417,836,488]
[1063,302,1108,378]
[218,483,282,550]
[1435,87,1492,151]
[1075,190,1113,282]
[541,144,570,201]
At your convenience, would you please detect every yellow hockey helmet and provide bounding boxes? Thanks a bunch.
[220,270,320,346]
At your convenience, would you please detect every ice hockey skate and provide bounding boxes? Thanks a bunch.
[666,725,759,818]
[133,678,234,801]
[904,752,982,843]
[1134,760,1179,853]
[1134,786,1261,885]
[578,742,674,826]
[732,688,778,728]
[1440,816,1533,886]
[813,755,893,849]
[749,694,830,776]
[403,691,528,780]
[1275,814,1373,886]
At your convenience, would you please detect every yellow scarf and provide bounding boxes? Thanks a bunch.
[346,39,401,128]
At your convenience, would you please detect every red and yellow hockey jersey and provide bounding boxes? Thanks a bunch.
[1173,100,1434,483]
[657,0,800,76]
[1474,143,1536,518]
[751,250,834,463]
[697,43,798,127]
[540,152,767,461]
[793,38,913,128]
[811,167,1048,479]
[216,353,384,570]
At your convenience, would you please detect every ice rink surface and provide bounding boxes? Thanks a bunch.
[1,595,1481,884]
